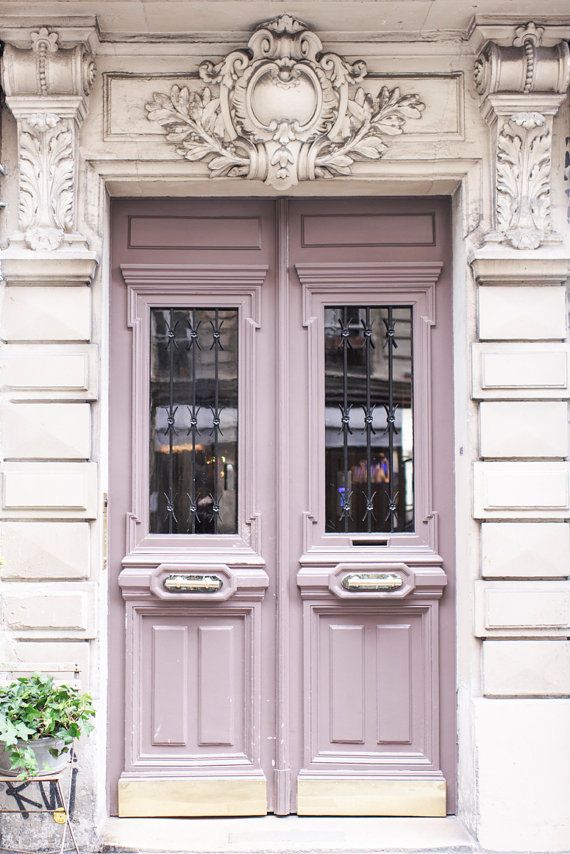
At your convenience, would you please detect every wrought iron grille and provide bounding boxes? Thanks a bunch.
[149,307,238,535]
[324,305,414,534]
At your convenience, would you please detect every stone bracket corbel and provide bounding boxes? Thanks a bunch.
[0,25,97,252]
[474,22,570,250]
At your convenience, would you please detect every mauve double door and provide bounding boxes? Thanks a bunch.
[109,197,455,817]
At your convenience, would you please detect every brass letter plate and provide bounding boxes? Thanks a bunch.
[341,572,403,592]
[163,574,223,593]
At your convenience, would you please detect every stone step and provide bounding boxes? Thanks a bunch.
[102,816,477,854]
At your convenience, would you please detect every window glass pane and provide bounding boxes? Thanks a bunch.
[324,305,413,534]
[150,307,238,534]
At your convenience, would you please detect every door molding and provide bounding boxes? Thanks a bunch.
[296,260,443,556]
[120,262,267,559]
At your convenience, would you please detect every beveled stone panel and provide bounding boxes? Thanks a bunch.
[2,344,98,400]
[475,580,570,637]
[2,286,91,342]
[483,640,570,696]
[479,401,568,458]
[0,521,90,579]
[2,582,96,638]
[1,462,98,519]
[473,462,570,519]
[472,343,570,399]
[1,402,91,459]
[478,286,566,341]
[481,522,570,578]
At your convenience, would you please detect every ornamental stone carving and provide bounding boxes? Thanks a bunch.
[145,14,425,190]
[495,112,552,251]
[18,113,75,251]
[1,26,96,251]
[475,22,570,250]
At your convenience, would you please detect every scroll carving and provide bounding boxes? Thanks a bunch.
[496,112,551,250]
[19,113,75,250]
[145,14,425,189]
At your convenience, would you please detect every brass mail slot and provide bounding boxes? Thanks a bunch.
[163,574,223,593]
[341,572,403,592]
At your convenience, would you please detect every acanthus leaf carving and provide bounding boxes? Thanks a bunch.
[474,22,570,249]
[495,112,551,250]
[1,24,98,251]
[144,15,425,190]
[18,112,75,251]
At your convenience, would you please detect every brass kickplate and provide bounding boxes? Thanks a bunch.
[297,778,447,817]
[118,777,267,818]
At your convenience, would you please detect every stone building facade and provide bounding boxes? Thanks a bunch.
[0,2,569,852]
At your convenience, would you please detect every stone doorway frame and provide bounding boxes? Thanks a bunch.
[0,15,569,851]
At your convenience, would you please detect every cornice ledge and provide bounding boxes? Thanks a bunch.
[295,261,443,287]
[468,244,570,285]
[1,248,99,285]
[1,25,97,101]
[470,16,570,51]
[120,263,268,288]
[0,17,99,51]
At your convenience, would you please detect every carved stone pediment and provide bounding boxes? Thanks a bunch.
[145,14,425,190]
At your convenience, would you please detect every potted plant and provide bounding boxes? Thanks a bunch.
[0,673,95,780]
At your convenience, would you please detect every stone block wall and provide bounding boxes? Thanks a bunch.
[0,11,568,852]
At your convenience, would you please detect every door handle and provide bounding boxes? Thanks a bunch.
[341,572,403,592]
[163,574,223,593]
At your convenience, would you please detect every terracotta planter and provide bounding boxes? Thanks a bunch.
[0,737,67,777]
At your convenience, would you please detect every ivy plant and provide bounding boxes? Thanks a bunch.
[0,673,95,779]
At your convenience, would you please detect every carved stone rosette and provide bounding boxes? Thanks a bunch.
[145,15,426,190]
[1,26,96,251]
[475,23,570,250]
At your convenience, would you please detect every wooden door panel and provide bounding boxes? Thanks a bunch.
[132,610,251,766]
[288,198,454,816]
[110,197,455,818]
[110,199,276,816]
[309,607,437,767]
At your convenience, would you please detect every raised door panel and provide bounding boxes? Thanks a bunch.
[309,606,437,769]
[130,608,253,769]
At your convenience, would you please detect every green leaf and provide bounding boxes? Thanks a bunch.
[0,673,95,776]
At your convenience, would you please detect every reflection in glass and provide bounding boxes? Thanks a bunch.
[150,307,238,534]
[325,305,414,534]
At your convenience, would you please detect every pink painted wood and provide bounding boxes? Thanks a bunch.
[109,197,455,816]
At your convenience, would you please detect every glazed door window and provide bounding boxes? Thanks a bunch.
[149,307,238,534]
[324,305,413,534]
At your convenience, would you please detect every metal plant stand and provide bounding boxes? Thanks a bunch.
[0,752,79,854]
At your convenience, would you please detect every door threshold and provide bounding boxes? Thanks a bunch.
[101,815,476,853]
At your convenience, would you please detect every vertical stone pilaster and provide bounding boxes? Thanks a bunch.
[0,22,100,848]
[471,21,570,851]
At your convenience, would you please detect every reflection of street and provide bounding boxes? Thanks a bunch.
[324,305,414,533]
[149,307,239,535]
[352,453,390,484]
